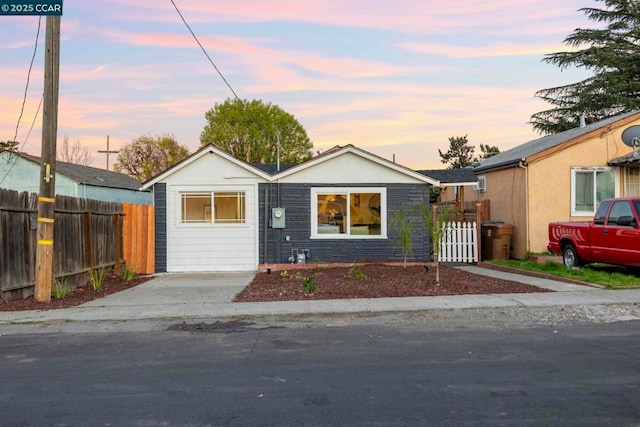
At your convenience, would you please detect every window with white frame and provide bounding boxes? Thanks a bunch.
[571,167,616,215]
[475,176,486,192]
[180,191,245,224]
[311,188,386,238]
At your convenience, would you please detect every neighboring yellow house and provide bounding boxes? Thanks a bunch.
[470,110,640,260]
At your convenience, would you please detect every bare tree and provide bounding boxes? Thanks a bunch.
[114,134,189,181]
[57,136,93,166]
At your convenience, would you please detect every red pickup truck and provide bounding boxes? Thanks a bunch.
[548,197,640,268]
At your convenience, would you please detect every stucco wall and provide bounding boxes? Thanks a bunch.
[472,168,527,259]
[525,127,633,253]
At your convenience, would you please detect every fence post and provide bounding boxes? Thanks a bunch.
[114,212,122,276]
[85,211,94,270]
[475,202,482,263]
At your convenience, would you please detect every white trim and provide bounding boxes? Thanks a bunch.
[310,187,388,239]
[142,145,271,189]
[275,146,439,185]
[570,167,619,216]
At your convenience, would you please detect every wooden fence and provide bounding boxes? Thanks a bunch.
[0,189,154,301]
[439,221,478,263]
[122,203,154,275]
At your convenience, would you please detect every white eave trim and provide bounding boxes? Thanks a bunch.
[272,145,439,186]
[141,145,272,190]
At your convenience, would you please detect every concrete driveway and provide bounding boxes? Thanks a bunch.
[80,272,255,308]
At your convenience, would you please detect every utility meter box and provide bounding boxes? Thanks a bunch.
[271,207,286,228]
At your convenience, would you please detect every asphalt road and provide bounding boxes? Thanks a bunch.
[1,312,640,426]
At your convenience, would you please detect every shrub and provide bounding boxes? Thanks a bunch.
[51,278,69,299]
[296,273,318,295]
[346,264,366,280]
[122,265,137,282]
[87,267,106,291]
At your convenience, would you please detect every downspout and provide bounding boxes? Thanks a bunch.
[518,158,529,256]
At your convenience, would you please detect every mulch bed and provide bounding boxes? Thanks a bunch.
[234,263,550,302]
[0,275,152,312]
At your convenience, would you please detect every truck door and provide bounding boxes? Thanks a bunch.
[599,200,640,266]
[589,200,612,261]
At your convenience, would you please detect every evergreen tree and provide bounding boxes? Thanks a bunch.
[530,0,640,134]
[438,135,477,169]
[0,140,19,153]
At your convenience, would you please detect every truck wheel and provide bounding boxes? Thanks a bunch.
[562,245,581,268]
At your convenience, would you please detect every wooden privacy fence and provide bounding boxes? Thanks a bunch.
[122,203,154,275]
[0,189,154,300]
[439,221,478,263]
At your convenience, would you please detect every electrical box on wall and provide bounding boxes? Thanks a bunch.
[271,207,286,228]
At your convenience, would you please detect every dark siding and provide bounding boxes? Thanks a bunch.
[258,183,431,264]
[154,183,167,272]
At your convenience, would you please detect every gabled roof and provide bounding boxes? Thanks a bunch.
[473,110,640,173]
[18,152,144,191]
[143,144,439,187]
[273,144,439,185]
[142,144,272,189]
[417,168,477,186]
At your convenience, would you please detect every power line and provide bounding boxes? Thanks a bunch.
[169,0,240,101]
[13,16,42,143]
[1,19,44,187]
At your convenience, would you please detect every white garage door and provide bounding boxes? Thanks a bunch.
[166,186,258,272]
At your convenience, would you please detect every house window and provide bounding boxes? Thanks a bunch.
[475,176,486,192]
[571,167,616,215]
[312,188,386,238]
[180,192,245,224]
[625,166,640,197]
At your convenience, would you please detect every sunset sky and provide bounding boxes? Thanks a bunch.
[0,0,596,170]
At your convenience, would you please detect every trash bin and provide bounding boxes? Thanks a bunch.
[481,222,514,260]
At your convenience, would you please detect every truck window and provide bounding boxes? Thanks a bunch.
[594,200,611,225]
[607,200,633,225]
[634,200,640,219]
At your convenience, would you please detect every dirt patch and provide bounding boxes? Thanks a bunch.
[234,263,550,302]
[0,275,152,312]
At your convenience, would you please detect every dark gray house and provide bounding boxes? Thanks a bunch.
[142,144,439,272]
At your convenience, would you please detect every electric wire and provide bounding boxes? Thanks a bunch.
[13,16,42,144]
[1,18,43,187]
[169,0,240,101]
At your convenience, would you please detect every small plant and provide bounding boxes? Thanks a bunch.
[280,270,289,278]
[346,264,366,280]
[122,265,137,282]
[51,278,69,299]
[87,267,106,291]
[390,207,415,268]
[296,273,318,295]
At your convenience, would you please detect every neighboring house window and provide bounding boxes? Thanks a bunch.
[625,166,640,197]
[311,187,386,238]
[180,192,245,224]
[571,167,616,215]
[475,176,486,192]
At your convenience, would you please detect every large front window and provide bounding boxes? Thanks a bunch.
[180,192,245,224]
[312,188,385,238]
[571,167,616,215]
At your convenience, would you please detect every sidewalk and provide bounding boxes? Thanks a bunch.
[2,266,640,325]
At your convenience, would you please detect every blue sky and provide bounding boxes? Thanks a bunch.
[0,0,596,169]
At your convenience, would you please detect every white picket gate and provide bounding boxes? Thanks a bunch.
[438,221,478,263]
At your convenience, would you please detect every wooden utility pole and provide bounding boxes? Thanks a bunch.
[34,16,61,302]
[98,135,119,170]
